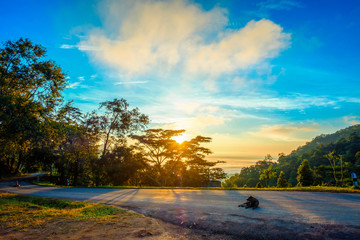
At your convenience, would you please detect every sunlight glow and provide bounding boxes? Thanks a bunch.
[172,134,189,144]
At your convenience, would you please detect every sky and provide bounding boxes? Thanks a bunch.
[1,0,360,173]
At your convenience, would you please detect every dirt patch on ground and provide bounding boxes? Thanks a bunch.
[0,208,233,240]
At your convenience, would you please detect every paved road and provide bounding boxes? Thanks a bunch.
[1,179,360,239]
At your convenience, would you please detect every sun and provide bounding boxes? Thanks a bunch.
[172,134,188,144]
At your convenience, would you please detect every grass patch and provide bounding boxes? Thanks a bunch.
[33,181,360,193]
[0,193,121,229]
[224,186,360,193]
[31,180,57,187]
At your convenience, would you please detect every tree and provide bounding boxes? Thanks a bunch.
[131,129,184,185]
[277,171,288,188]
[82,98,149,186]
[102,146,147,186]
[297,159,313,186]
[180,135,226,187]
[98,98,149,158]
[132,129,226,187]
[323,151,344,186]
[259,165,277,187]
[0,38,66,176]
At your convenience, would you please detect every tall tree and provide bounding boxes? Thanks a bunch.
[0,38,66,175]
[277,171,288,188]
[131,129,184,185]
[132,129,226,187]
[84,98,149,186]
[183,136,226,187]
[259,165,277,187]
[297,159,313,186]
[98,98,149,158]
[323,151,344,186]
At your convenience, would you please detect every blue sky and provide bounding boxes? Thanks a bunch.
[1,0,360,173]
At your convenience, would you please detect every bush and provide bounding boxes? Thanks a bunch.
[256,182,262,188]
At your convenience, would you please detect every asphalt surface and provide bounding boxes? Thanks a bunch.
[1,178,360,239]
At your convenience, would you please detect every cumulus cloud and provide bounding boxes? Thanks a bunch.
[186,19,290,75]
[249,123,318,141]
[343,116,360,125]
[79,0,290,81]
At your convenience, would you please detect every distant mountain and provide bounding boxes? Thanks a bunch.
[291,124,360,156]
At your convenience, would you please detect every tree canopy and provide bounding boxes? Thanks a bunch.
[0,38,226,187]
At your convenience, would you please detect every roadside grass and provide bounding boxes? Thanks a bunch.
[32,181,360,193]
[223,186,360,193]
[31,180,57,187]
[0,193,126,230]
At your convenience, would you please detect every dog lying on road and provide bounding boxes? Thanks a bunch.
[238,195,259,209]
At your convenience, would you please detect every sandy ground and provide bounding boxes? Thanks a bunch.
[0,207,233,240]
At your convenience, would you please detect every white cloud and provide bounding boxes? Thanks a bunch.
[185,19,290,76]
[249,123,318,141]
[78,76,85,81]
[60,44,97,51]
[204,93,337,110]
[115,81,148,85]
[79,0,290,82]
[343,116,360,126]
[67,82,81,89]
[257,0,302,11]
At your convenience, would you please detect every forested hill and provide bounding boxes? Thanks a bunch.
[290,124,360,156]
[224,124,360,188]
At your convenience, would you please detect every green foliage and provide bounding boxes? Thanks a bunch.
[259,165,277,187]
[0,38,228,188]
[294,125,360,156]
[323,151,345,186]
[80,205,119,218]
[222,155,276,188]
[0,193,120,229]
[277,171,288,188]
[98,98,149,158]
[223,174,239,188]
[297,159,313,186]
[103,146,146,186]
[256,182,263,188]
[0,38,66,176]
[1,194,85,209]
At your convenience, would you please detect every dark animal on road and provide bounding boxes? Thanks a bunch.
[238,195,259,209]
